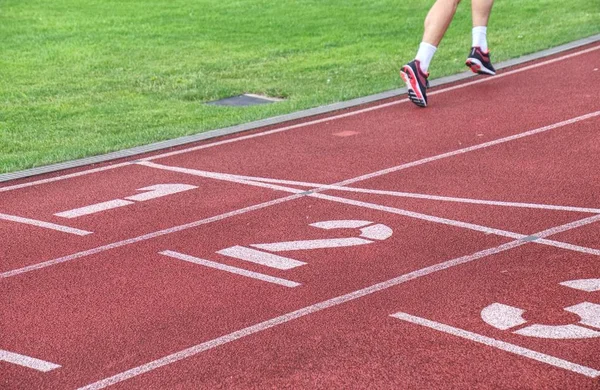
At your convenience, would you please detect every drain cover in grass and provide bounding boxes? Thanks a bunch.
[206,94,284,106]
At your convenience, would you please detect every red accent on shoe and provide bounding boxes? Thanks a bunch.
[473,47,490,61]
[413,60,430,85]
[401,65,423,101]
[466,60,481,74]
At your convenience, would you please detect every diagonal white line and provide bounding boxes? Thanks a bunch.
[1,45,598,194]
[0,213,92,236]
[159,250,300,288]
[390,312,600,378]
[140,46,600,163]
[140,164,600,214]
[3,86,599,278]
[0,349,61,372]
[334,111,600,187]
[0,162,134,193]
[77,214,600,389]
[0,194,301,279]
[310,193,600,256]
[141,161,600,257]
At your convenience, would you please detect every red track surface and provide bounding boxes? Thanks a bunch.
[1,45,599,389]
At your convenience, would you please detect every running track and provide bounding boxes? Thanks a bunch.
[1,44,600,389]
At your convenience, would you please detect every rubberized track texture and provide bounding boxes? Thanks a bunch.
[1,43,600,389]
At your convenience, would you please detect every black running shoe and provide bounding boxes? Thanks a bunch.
[400,60,430,107]
[465,47,496,75]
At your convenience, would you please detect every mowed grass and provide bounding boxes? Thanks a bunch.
[1,0,598,173]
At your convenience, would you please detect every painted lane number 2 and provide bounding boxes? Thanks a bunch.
[161,220,393,287]
[218,220,393,270]
[481,278,600,339]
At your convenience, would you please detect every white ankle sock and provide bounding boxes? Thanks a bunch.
[414,42,437,73]
[472,26,488,52]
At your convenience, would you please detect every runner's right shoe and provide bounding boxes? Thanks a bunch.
[400,60,430,107]
[465,47,496,75]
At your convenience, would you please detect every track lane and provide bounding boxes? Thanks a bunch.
[1,44,599,390]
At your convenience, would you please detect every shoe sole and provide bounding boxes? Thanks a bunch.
[400,66,427,107]
[465,58,496,75]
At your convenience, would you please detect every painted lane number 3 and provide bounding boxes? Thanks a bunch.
[481,278,600,339]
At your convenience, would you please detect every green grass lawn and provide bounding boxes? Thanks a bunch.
[1,0,598,174]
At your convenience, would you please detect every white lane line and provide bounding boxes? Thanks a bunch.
[310,193,600,257]
[390,312,600,378]
[77,214,600,390]
[0,194,302,279]
[334,111,600,188]
[234,177,600,214]
[0,213,92,236]
[535,213,600,237]
[78,242,524,390]
[5,109,600,277]
[55,199,134,219]
[141,45,600,163]
[217,246,306,270]
[0,162,134,193]
[0,349,61,372]
[2,45,598,194]
[138,109,600,215]
[159,250,300,288]
[142,161,600,257]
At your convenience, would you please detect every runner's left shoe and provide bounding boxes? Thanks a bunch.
[465,47,496,75]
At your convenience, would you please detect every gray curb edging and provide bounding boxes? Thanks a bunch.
[2,33,599,183]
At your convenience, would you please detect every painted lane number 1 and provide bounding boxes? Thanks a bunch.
[55,184,197,219]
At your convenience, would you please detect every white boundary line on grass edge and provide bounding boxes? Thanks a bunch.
[1,44,598,193]
[78,214,600,390]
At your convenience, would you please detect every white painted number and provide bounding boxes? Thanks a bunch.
[251,220,393,252]
[220,220,393,269]
[481,278,600,339]
[163,220,393,288]
[55,184,197,218]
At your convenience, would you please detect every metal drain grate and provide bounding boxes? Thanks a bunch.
[206,94,284,107]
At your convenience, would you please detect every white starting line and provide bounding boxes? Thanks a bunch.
[1,44,599,389]
[0,213,92,236]
[78,213,600,390]
[0,349,61,373]
[140,161,600,257]
[389,312,600,378]
[159,250,301,288]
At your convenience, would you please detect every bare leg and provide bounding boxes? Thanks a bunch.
[471,0,494,27]
[422,0,462,46]
[401,0,462,107]
[466,0,496,74]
